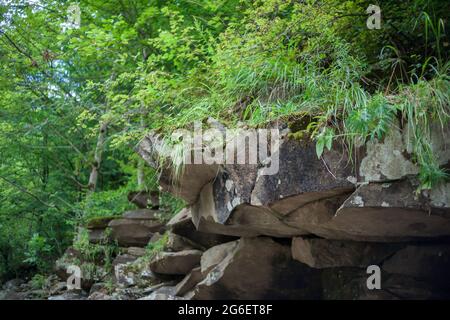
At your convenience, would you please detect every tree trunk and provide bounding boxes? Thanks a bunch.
[88,121,108,192]
[137,112,147,191]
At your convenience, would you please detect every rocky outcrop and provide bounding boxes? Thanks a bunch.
[139,120,450,242]
[21,120,449,301]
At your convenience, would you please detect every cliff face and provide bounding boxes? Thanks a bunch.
[7,121,447,300]
[134,120,450,300]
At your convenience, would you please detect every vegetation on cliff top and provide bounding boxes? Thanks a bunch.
[0,0,449,281]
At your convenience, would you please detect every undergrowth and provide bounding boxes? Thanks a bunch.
[141,4,450,191]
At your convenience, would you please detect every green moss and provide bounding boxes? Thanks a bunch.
[287,130,308,141]
[287,114,314,133]
[85,216,120,229]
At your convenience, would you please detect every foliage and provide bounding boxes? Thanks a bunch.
[145,232,169,260]
[0,0,449,281]
[30,273,46,290]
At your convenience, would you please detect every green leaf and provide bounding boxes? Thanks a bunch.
[316,139,325,159]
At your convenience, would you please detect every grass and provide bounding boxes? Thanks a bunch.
[142,9,449,192]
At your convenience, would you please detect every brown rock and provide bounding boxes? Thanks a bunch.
[108,218,164,247]
[127,247,146,257]
[291,237,402,268]
[149,250,203,275]
[382,245,450,288]
[324,180,450,241]
[190,237,322,299]
[174,267,204,297]
[167,208,236,248]
[138,133,219,205]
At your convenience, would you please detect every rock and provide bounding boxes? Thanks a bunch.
[138,132,219,205]
[166,232,204,252]
[359,122,450,183]
[139,292,185,300]
[110,287,149,300]
[127,247,146,257]
[174,267,204,297]
[324,179,450,241]
[48,291,87,300]
[2,279,24,290]
[149,250,203,275]
[122,209,159,220]
[168,208,236,248]
[321,267,450,300]
[113,256,162,289]
[86,216,117,229]
[142,281,178,295]
[149,232,164,243]
[281,195,348,234]
[250,137,355,215]
[112,254,138,267]
[88,291,112,300]
[114,263,138,288]
[192,184,304,237]
[49,282,67,296]
[88,228,109,244]
[189,237,322,299]
[89,282,109,296]
[359,127,419,182]
[291,237,403,268]
[200,241,239,274]
[382,245,450,289]
[108,217,164,247]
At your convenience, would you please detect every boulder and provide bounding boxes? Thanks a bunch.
[113,256,162,288]
[188,237,322,299]
[108,215,165,247]
[49,282,67,296]
[192,184,304,237]
[48,291,87,300]
[122,209,159,220]
[167,208,236,248]
[174,267,204,297]
[88,292,112,300]
[138,132,219,204]
[139,291,185,300]
[250,137,355,215]
[358,127,419,182]
[149,250,203,275]
[88,228,109,244]
[291,237,403,268]
[281,195,349,236]
[127,247,146,257]
[320,268,442,300]
[322,179,450,241]
[166,232,204,252]
[112,254,138,267]
[358,123,450,183]
[382,245,450,289]
[200,241,239,274]
[86,216,117,229]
